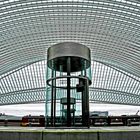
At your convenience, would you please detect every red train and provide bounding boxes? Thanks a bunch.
[21,115,45,127]
[0,115,140,127]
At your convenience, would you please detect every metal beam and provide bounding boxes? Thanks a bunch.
[0,87,140,106]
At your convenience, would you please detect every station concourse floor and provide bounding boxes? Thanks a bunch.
[0,126,140,140]
[0,126,140,132]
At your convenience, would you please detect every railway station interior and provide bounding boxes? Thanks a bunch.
[0,0,140,128]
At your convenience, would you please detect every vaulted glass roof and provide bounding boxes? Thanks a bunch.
[0,0,140,105]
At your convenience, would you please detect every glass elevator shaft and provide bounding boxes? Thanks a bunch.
[46,42,91,127]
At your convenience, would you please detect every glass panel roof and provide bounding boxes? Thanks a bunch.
[0,60,139,105]
[0,0,140,105]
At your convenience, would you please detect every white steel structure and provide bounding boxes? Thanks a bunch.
[0,0,140,105]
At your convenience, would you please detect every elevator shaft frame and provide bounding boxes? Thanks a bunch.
[46,42,91,127]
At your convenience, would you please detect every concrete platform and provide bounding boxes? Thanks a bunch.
[0,126,140,140]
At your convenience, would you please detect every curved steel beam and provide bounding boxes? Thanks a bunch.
[0,87,140,106]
